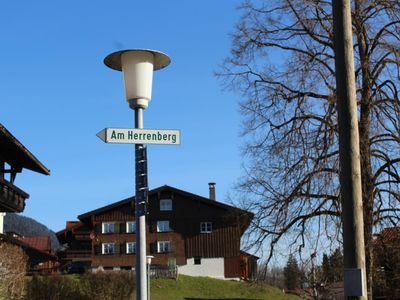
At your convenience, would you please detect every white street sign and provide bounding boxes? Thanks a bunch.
[96,128,180,145]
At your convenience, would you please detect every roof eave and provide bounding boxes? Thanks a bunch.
[0,123,50,175]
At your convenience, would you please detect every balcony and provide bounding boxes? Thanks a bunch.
[61,249,92,262]
[0,178,29,212]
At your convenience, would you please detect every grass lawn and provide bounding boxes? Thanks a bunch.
[150,275,301,300]
[14,273,301,300]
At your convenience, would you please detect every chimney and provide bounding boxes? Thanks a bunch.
[208,182,216,201]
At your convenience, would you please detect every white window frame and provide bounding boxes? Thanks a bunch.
[157,220,171,232]
[126,221,136,233]
[200,222,212,233]
[102,243,115,254]
[102,222,115,234]
[157,241,171,253]
[126,242,136,254]
[160,199,172,211]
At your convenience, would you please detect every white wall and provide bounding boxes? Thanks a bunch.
[178,257,225,279]
[0,213,5,234]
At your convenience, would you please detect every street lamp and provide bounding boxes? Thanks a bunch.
[104,49,171,300]
[146,255,154,300]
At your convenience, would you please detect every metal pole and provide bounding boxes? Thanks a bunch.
[147,261,150,300]
[135,107,148,300]
[332,0,367,298]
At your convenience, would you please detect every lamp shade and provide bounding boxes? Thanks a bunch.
[121,51,154,107]
[104,49,171,109]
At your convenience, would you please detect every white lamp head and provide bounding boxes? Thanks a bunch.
[104,49,171,109]
[146,255,154,264]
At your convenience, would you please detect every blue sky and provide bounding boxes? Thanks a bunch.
[0,1,245,231]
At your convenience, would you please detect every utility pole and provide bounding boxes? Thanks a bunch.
[332,0,368,298]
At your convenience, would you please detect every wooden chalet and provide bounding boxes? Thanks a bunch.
[0,234,58,274]
[57,221,92,267]
[57,184,258,280]
[0,123,50,213]
[0,124,55,274]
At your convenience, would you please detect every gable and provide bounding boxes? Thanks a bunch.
[78,185,253,234]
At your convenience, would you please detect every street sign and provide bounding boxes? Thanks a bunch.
[96,128,180,145]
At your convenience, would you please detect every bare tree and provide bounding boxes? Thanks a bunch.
[218,0,399,296]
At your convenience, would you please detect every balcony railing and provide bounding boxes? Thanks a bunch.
[62,249,92,260]
[0,178,29,212]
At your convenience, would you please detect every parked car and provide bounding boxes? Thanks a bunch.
[62,262,88,274]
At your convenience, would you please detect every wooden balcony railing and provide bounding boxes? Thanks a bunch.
[64,250,92,259]
[0,178,29,212]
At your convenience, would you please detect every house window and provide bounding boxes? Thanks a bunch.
[126,242,136,254]
[200,222,212,233]
[157,220,171,232]
[127,221,136,233]
[102,243,115,254]
[194,257,201,265]
[160,199,172,211]
[157,241,171,253]
[102,222,115,234]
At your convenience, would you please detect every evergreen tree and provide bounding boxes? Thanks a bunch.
[329,248,343,283]
[284,254,300,290]
[321,248,343,283]
[322,253,331,283]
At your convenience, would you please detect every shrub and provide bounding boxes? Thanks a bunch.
[24,271,135,300]
[25,274,84,300]
[80,271,135,300]
[0,241,28,300]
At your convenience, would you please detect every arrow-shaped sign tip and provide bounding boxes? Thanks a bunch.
[96,129,106,143]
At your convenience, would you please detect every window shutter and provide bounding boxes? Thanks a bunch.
[170,242,176,252]
[114,223,120,233]
[150,242,157,254]
[150,222,157,233]
[120,243,126,254]
[94,244,101,255]
[95,223,101,234]
[120,222,126,233]
[115,243,120,254]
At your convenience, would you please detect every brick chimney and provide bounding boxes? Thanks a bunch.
[208,182,216,201]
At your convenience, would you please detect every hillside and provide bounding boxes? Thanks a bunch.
[151,275,301,300]
[4,213,59,252]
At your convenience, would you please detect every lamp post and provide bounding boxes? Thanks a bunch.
[146,255,154,300]
[104,49,171,300]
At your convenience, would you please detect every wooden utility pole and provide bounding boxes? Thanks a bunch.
[332,0,368,298]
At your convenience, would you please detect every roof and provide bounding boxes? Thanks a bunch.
[375,227,400,244]
[240,250,260,260]
[79,185,251,218]
[16,235,51,252]
[0,234,56,261]
[0,123,50,175]
[56,221,85,236]
[78,185,254,232]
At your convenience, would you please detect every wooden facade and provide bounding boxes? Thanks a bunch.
[0,123,50,213]
[0,234,58,274]
[57,185,257,279]
[57,221,91,265]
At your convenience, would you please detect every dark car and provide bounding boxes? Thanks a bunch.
[62,262,88,274]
